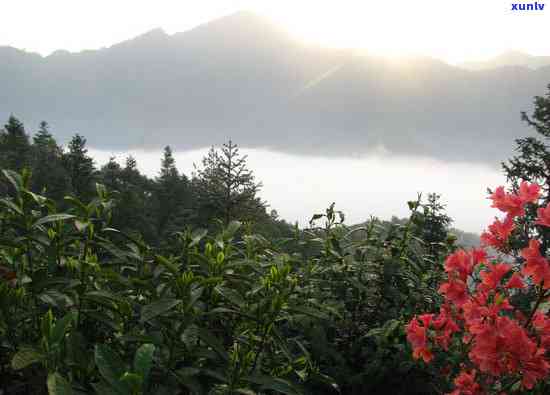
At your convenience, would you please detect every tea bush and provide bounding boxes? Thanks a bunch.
[0,169,453,394]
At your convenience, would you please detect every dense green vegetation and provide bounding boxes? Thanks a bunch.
[1,84,549,394]
[0,116,459,394]
[0,120,293,245]
[0,166,455,394]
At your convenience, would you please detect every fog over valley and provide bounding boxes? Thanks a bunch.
[89,147,504,233]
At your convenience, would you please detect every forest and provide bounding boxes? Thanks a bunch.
[1,85,550,394]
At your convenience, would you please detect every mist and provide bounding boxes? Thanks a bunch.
[89,147,505,234]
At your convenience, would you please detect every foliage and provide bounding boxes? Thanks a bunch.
[0,115,31,173]
[192,141,265,228]
[0,117,293,246]
[0,167,453,394]
[154,146,193,245]
[62,134,97,201]
[31,122,70,203]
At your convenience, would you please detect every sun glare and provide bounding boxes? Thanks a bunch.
[1,0,549,63]
[247,0,548,64]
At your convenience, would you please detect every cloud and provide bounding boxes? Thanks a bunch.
[90,147,505,233]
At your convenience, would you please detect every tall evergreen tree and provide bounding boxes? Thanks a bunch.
[62,134,96,201]
[124,155,138,173]
[30,121,69,202]
[504,84,550,199]
[502,83,550,249]
[98,156,157,242]
[0,115,31,172]
[122,156,158,242]
[154,146,192,241]
[100,157,123,192]
[193,140,265,227]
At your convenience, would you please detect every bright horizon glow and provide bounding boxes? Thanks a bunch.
[1,0,549,64]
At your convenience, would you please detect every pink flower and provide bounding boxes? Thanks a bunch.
[535,204,550,228]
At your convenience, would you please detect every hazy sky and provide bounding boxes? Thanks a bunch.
[1,0,549,63]
[89,148,505,234]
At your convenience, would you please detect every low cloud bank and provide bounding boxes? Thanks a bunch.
[90,148,505,234]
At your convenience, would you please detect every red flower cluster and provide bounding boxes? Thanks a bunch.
[406,182,550,394]
[536,203,550,228]
[522,239,550,288]
[481,181,541,250]
[480,216,514,250]
[450,370,483,395]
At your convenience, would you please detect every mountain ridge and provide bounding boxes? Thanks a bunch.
[0,12,546,164]
[460,50,550,70]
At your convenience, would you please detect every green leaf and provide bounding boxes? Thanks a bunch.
[215,286,245,308]
[11,348,44,370]
[96,183,107,198]
[224,220,241,238]
[83,290,122,310]
[94,344,128,393]
[288,305,327,320]
[92,381,122,395]
[133,344,155,384]
[64,196,88,215]
[186,286,204,311]
[176,367,200,377]
[309,213,324,223]
[174,368,203,393]
[0,198,23,215]
[47,372,74,395]
[2,169,22,193]
[200,368,228,383]
[50,312,75,345]
[84,311,121,331]
[245,375,301,395]
[140,298,181,323]
[155,255,179,276]
[33,214,75,228]
[263,379,301,395]
[23,190,47,206]
[189,228,207,247]
[198,328,228,361]
[38,290,74,309]
[119,372,143,392]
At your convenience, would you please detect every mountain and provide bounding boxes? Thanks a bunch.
[460,50,550,70]
[1,12,548,164]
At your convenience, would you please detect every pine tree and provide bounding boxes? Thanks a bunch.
[124,155,138,173]
[100,157,123,192]
[503,84,550,200]
[154,146,192,241]
[0,115,31,171]
[98,156,158,242]
[502,83,550,249]
[62,134,96,200]
[122,156,158,242]
[31,121,69,202]
[193,140,265,227]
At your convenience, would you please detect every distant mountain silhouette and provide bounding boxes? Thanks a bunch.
[460,50,550,70]
[1,12,547,164]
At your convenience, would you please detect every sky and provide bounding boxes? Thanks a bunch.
[0,0,537,233]
[1,0,549,63]
[89,148,505,234]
